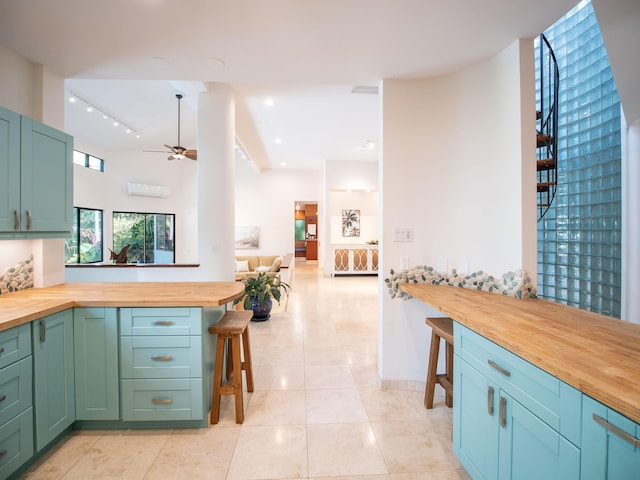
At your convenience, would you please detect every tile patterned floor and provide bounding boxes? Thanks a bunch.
[20,261,470,480]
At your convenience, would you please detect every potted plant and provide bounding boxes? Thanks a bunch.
[239,272,290,321]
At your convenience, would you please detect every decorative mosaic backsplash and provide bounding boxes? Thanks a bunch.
[0,255,34,294]
[385,265,537,300]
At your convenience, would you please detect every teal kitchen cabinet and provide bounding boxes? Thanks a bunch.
[0,324,33,480]
[74,308,119,421]
[581,395,640,480]
[120,307,205,423]
[32,310,75,451]
[0,105,73,238]
[453,323,581,480]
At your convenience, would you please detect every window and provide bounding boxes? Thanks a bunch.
[73,149,104,172]
[65,207,103,264]
[536,1,622,318]
[112,212,175,264]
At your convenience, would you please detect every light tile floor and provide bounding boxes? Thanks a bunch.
[20,261,470,480]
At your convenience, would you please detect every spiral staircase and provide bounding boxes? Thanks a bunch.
[536,33,559,222]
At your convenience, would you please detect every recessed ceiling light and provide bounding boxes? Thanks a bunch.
[86,106,93,112]
[265,98,275,107]
[150,56,170,68]
[275,138,282,144]
[69,96,76,103]
[281,162,287,167]
[206,57,225,69]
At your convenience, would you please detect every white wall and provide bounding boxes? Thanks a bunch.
[379,39,536,384]
[323,160,379,273]
[235,157,323,258]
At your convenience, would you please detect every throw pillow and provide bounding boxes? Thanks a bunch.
[236,260,250,272]
[269,256,283,272]
[255,266,270,273]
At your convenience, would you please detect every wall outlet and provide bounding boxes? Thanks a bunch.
[400,255,410,271]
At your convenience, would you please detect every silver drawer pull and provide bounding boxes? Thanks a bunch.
[0,347,4,354]
[0,450,7,460]
[499,396,507,428]
[487,386,495,416]
[151,355,174,362]
[488,359,511,377]
[0,395,5,402]
[153,320,175,326]
[593,414,640,448]
[151,398,173,405]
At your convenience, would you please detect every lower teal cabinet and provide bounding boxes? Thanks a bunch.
[0,408,33,479]
[74,308,119,421]
[32,310,75,451]
[453,323,581,480]
[581,395,640,479]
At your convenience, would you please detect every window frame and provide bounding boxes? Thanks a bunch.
[65,206,104,264]
[112,211,176,264]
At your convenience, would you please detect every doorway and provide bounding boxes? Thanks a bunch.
[294,201,318,261]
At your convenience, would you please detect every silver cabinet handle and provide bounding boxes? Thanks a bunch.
[0,394,6,402]
[153,320,174,326]
[0,450,7,460]
[39,319,46,342]
[488,359,511,377]
[26,210,32,230]
[151,398,173,405]
[151,355,174,362]
[487,386,495,416]
[14,210,20,231]
[499,396,507,428]
[0,347,4,354]
[593,414,640,448]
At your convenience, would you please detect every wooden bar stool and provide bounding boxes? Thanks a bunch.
[424,316,454,409]
[209,310,254,424]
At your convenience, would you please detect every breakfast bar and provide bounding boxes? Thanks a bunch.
[402,283,640,479]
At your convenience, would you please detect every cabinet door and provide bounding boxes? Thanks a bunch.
[582,395,640,480]
[19,116,73,234]
[33,310,75,451]
[74,308,119,421]
[499,392,580,480]
[453,357,499,480]
[0,106,21,233]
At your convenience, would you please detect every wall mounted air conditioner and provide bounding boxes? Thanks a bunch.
[127,182,171,198]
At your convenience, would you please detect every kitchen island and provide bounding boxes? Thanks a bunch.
[402,283,640,479]
[0,282,244,479]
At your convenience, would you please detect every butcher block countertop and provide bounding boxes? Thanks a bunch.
[402,283,640,425]
[0,282,244,332]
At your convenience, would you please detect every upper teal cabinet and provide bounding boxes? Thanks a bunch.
[0,105,73,238]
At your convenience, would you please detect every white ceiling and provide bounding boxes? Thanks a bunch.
[0,0,580,171]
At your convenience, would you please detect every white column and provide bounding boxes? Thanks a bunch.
[622,119,640,323]
[196,84,236,281]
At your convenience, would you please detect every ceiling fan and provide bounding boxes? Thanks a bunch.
[148,93,197,161]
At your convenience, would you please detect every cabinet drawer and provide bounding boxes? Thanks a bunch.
[121,336,202,379]
[0,324,31,370]
[0,407,34,479]
[455,322,582,446]
[121,379,203,421]
[0,357,32,427]
[120,307,202,336]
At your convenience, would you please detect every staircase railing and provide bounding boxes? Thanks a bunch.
[537,33,559,222]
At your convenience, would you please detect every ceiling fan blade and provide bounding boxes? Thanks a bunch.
[185,149,197,160]
[167,154,177,160]
[164,144,179,154]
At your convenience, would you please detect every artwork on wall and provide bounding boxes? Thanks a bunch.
[342,209,361,237]
[235,226,260,249]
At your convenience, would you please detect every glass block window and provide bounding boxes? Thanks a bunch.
[536,0,622,318]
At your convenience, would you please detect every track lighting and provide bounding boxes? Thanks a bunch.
[66,90,140,139]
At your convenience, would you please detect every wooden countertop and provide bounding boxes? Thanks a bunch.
[401,284,640,424]
[0,282,244,332]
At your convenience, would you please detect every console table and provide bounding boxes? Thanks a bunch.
[330,244,378,276]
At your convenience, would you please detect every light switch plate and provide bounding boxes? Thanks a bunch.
[400,256,409,271]
[393,227,413,242]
